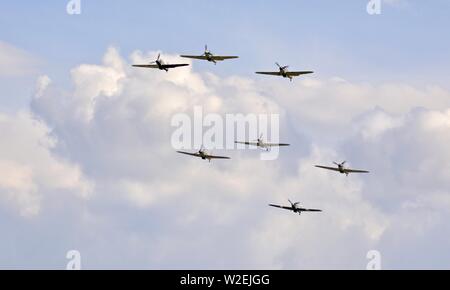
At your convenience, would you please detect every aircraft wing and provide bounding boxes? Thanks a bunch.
[255,71,282,76]
[211,56,239,61]
[301,208,322,212]
[286,71,314,77]
[315,165,341,172]
[205,154,231,160]
[132,64,160,69]
[235,141,259,146]
[161,64,189,69]
[176,151,201,158]
[180,55,208,60]
[346,169,370,174]
[269,204,293,211]
[180,55,238,61]
[266,143,290,147]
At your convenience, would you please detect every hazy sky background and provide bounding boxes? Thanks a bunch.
[1,0,450,269]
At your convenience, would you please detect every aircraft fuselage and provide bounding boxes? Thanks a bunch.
[198,151,212,161]
[292,206,303,215]
[337,165,350,175]
[156,60,169,71]
[205,52,216,64]
[256,140,270,151]
[279,68,292,80]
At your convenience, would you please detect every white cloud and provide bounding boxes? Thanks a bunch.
[256,77,450,144]
[2,47,450,269]
[0,41,40,77]
[0,111,93,217]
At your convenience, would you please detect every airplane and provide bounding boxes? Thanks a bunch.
[235,134,290,151]
[176,146,231,162]
[269,199,322,215]
[180,45,239,65]
[132,53,189,72]
[256,62,314,81]
[315,161,370,176]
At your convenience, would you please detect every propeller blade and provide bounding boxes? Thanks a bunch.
[275,62,281,68]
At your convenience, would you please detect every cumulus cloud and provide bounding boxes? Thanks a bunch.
[256,77,450,144]
[0,111,93,217]
[2,47,450,269]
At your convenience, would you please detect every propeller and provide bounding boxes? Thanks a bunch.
[276,62,289,70]
[150,53,161,64]
[288,200,300,209]
[334,161,346,167]
[204,45,210,55]
[253,133,264,142]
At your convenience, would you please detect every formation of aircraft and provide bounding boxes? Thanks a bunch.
[180,45,239,65]
[269,200,322,215]
[256,63,314,81]
[131,45,370,216]
[235,134,290,151]
[132,53,189,72]
[176,147,231,162]
[315,161,370,176]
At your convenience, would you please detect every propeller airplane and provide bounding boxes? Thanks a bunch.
[256,62,313,81]
[132,53,189,72]
[177,146,231,163]
[180,45,239,65]
[269,199,322,215]
[315,161,370,176]
[235,134,290,151]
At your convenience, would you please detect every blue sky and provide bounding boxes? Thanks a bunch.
[2,1,450,269]
[1,0,450,83]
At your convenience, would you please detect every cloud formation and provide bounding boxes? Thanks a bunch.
[0,111,92,217]
[1,46,450,269]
